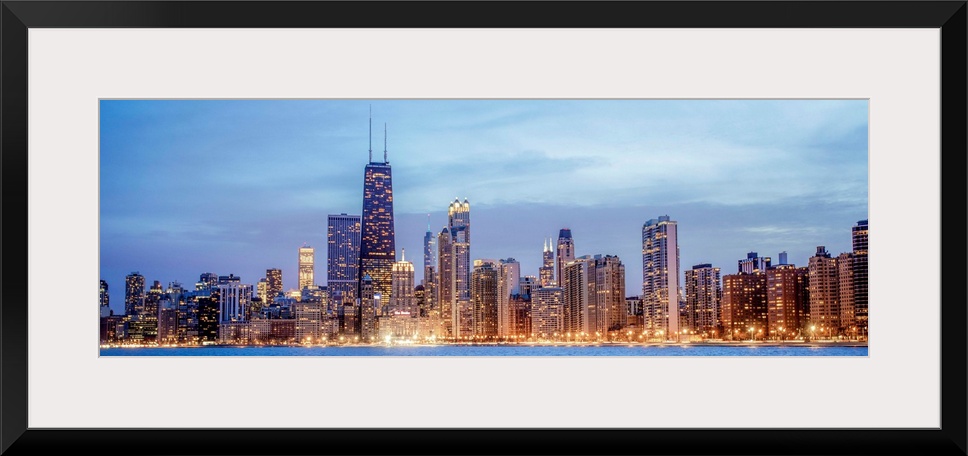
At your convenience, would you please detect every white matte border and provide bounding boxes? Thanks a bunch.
[28,28,939,428]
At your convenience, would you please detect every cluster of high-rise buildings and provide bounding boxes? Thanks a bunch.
[100,118,869,346]
[670,218,868,341]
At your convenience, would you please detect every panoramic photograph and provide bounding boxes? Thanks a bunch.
[98,99,868,356]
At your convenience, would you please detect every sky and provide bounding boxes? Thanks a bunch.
[99,99,868,314]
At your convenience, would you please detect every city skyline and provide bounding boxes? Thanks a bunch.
[99,99,867,316]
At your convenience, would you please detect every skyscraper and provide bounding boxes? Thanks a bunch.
[218,274,253,322]
[531,287,563,338]
[266,268,283,301]
[359,118,396,304]
[738,252,771,274]
[422,218,437,319]
[555,229,575,289]
[99,280,110,318]
[722,271,768,340]
[593,255,626,333]
[684,264,721,335]
[391,249,415,314]
[198,272,218,290]
[808,246,839,339]
[124,272,146,342]
[496,258,521,338]
[256,279,268,305]
[298,245,315,290]
[328,213,361,311]
[142,280,162,343]
[125,272,145,317]
[838,251,856,335]
[539,239,555,286]
[448,198,472,338]
[766,264,809,340]
[852,220,868,336]
[472,261,499,338]
[423,216,436,271]
[359,274,378,341]
[520,276,538,298]
[562,256,593,335]
[437,227,454,337]
[562,254,626,336]
[642,215,680,339]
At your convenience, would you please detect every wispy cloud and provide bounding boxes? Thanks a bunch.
[99,99,868,309]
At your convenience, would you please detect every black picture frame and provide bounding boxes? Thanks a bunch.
[2,1,965,455]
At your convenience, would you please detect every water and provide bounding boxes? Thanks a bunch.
[100,344,867,357]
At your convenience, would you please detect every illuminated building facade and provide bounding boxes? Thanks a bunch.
[422,221,437,319]
[298,245,315,290]
[256,279,268,304]
[838,252,856,334]
[508,294,532,338]
[684,264,721,334]
[852,220,868,336]
[141,280,162,343]
[539,238,555,286]
[198,272,218,290]
[562,254,626,336]
[766,264,809,339]
[359,274,379,341]
[721,271,768,340]
[437,227,454,336]
[218,274,253,322]
[519,276,537,298]
[157,295,178,345]
[124,272,145,319]
[99,280,110,317]
[294,301,323,344]
[808,246,840,337]
[391,250,416,314]
[448,198,472,338]
[328,213,361,312]
[531,287,563,338]
[124,273,148,342]
[555,229,575,289]
[198,294,219,343]
[379,312,419,340]
[496,258,521,338]
[472,260,499,338]
[642,216,680,339]
[593,255,626,333]
[359,121,396,304]
[738,251,772,274]
[266,268,283,301]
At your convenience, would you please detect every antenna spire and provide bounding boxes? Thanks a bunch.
[427,213,431,231]
[368,105,373,163]
[384,122,388,163]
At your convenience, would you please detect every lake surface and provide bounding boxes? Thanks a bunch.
[100,344,867,357]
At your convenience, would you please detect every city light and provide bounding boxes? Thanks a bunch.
[99,104,867,353]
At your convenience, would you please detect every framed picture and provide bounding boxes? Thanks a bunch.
[2,1,965,455]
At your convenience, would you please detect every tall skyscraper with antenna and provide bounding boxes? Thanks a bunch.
[539,238,555,287]
[359,109,396,304]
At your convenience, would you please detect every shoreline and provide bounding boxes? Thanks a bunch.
[100,340,868,349]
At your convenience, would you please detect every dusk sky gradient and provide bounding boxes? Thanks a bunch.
[99,99,867,314]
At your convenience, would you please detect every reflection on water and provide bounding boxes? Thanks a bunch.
[100,344,868,357]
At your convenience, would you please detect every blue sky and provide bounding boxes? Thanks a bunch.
[99,99,867,313]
